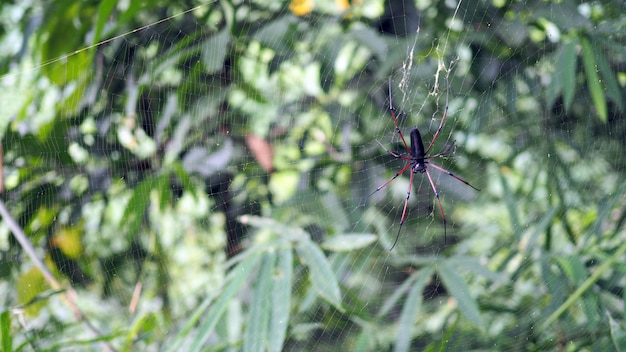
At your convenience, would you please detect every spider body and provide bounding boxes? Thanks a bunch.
[370,77,480,250]
[409,128,427,174]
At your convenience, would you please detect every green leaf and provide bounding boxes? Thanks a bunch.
[269,248,293,352]
[121,177,155,238]
[593,42,623,111]
[321,234,377,252]
[378,271,421,318]
[446,257,506,283]
[554,255,587,285]
[93,0,117,46]
[239,215,308,242]
[156,173,171,212]
[500,172,522,240]
[541,241,626,330]
[437,261,483,328]
[187,253,262,352]
[558,39,577,110]
[609,312,626,351]
[296,239,342,309]
[394,268,433,352]
[1,310,12,352]
[581,36,607,122]
[243,252,276,352]
[202,30,230,73]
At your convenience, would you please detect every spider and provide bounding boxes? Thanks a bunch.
[370,77,480,250]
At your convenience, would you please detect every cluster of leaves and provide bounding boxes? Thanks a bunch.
[0,0,625,351]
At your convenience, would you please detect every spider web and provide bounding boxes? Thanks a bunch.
[0,0,624,350]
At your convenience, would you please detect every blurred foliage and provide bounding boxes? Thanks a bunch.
[0,0,625,351]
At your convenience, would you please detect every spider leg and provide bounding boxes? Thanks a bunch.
[390,170,415,250]
[388,77,412,155]
[427,162,481,191]
[367,162,412,199]
[425,140,455,159]
[375,140,412,161]
[424,168,447,243]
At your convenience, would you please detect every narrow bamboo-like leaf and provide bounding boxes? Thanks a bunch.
[322,234,377,252]
[239,215,308,242]
[243,252,276,352]
[609,312,626,351]
[424,316,458,352]
[499,172,521,240]
[593,43,623,110]
[296,239,342,308]
[438,261,483,328]
[581,36,607,122]
[446,257,506,283]
[269,248,293,352]
[377,270,421,318]
[554,256,599,325]
[541,240,626,330]
[394,268,433,352]
[187,254,262,352]
[558,39,577,111]
[527,206,559,249]
[1,310,12,352]
[165,295,213,351]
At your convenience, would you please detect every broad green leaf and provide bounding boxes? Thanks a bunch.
[202,30,230,73]
[121,177,155,238]
[171,162,198,199]
[94,0,118,46]
[296,239,342,308]
[394,268,433,352]
[156,173,171,212]
[269,248,293,352]
[554,256,587,285]
[322,233,377,252]
[581,36,607,122]
[187,253,262,352]
[16,267,48,316]
[268,170,300,205]
[437,261,483,328]
[354,325,375,352]
[243,252,276,352]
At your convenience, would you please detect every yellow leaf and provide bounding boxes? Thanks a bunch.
[290,0,314,16]
[51,225,83,259]
[335,0,350,11]
[17,267,49,316]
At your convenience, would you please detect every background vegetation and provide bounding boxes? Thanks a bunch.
[0,0,625,350]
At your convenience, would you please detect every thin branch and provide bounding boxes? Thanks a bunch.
[0,197,116,352]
